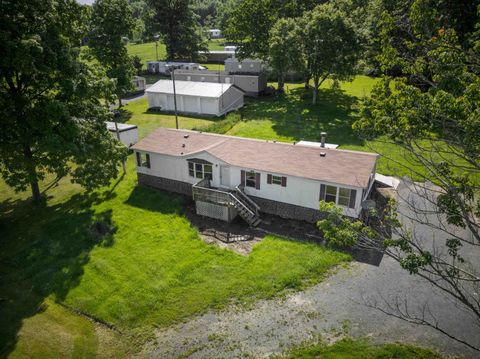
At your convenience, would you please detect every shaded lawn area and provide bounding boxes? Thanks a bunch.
[281,338,443,359]
[0,156,349,357]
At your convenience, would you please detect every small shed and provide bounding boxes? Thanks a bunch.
[146,80,244,117]
[224,45,237,52]
[106,122,138,147]
[132,76,146,92]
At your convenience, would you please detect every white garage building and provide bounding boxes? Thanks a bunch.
[146,80,244,117]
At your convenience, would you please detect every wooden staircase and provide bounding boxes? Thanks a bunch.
[231,187,261,227]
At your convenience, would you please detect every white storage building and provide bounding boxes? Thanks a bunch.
[146,80,244,117]
[106,122,138,147]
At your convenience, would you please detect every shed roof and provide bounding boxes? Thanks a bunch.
[146,80,233,98]
[105,121,137,132]
[132,128,378,188]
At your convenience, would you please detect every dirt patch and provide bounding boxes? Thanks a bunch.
[184,201,324,255]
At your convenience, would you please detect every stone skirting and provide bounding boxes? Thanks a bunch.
[250,196,327,223]
[137,173,192,196]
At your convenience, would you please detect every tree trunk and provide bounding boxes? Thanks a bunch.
[277,73,285,93]
[312,77,319,105]
[23,145,41,201]
[304,75,310,89]
[118,95,122,108]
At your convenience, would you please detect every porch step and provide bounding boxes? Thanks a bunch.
[231,193,261,227]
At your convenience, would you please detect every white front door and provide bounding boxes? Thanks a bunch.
[220,165,230,187]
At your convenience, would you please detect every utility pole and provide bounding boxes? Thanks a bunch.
[171,67,179,129]
[153,34,160,61]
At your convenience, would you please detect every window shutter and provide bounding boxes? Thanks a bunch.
[240,170,245,185]
[255,172,261,190]
[136,152,141,166]
[319,184,326,200]
[349,189,357,208]
[267,174,272,184]
[281,176,287,187]
[146,154,151,168]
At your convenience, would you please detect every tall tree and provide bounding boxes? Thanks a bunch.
[301,4,360,104]
[269,18,302,92]
[0,0,127,202]
[224,0,275,59]
[89,0,136,107]
[147,0,207,61]
[318,2,480,352]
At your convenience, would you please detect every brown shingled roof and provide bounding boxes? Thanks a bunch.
[132,128,378,188]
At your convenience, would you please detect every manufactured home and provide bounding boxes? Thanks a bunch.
[198,50,235,63]
[146,80,244,117]
[131,76,146,93]
[207,29,222,38]
[133,129,378,225]
[224,58,264,74]
[174,69,267,97]
[106,122,138,147]
[146,61,201,75]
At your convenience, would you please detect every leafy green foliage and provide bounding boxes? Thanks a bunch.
[88,0,136,106]
[147,0,207,61]
[301,3,361,104]
[0,0,127,201]
[269,18,303,92]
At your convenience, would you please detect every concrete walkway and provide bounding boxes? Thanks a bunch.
[141,180,480,359]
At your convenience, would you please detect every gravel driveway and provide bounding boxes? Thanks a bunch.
[141,180,480,359]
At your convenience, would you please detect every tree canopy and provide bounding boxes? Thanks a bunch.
[0,0,127,201]
[147,0,207,61]
[88,0,136,107]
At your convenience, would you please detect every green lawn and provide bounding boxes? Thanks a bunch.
[1,152,349,357]
[122,97,214,138]
[280,338,443,359]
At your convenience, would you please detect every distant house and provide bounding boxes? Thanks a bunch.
[132,129,378,225]
[207,29,222,39]
[224,45,237,52]
[146,61,201,75]
[174,69,267,97]
[224,58,264,74]
[198,50,235,63]
[106,122,138,147]
[146,80,244,117]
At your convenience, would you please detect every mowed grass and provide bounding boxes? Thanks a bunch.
[0,155,349,356]
[122,97,214,138]
[281,338,443,359]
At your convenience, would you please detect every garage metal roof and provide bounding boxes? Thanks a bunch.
[146,80,234,98]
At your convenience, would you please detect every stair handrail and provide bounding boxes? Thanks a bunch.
[229,192,256,218]
[235,185,260,215]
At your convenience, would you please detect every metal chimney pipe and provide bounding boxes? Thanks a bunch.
[320,132,327,148]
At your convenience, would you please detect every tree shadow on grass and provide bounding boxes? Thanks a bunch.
[0,191,116,357]
[243,87,365,146]
[124,185,186,214]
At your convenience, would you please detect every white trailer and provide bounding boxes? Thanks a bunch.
[106,122,138,147]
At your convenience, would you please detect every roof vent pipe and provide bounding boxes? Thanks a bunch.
[320,132,327,148]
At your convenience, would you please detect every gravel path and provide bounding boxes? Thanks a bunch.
[141,180,480,359]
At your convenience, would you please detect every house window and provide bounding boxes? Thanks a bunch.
[188,161,212,180]
[325,185,337,203]
[320,184,357,209]
[246,171,256,188]
[267,174,287,187]
[338,188,351,207]
[136,152,150,168]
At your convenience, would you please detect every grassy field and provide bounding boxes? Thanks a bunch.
[281,338,443,359]
[1,151,349,356]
